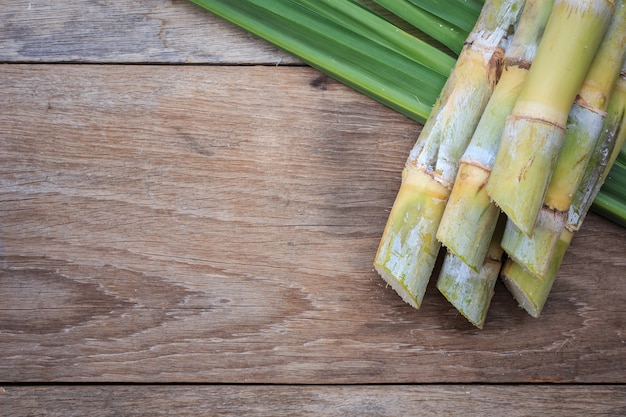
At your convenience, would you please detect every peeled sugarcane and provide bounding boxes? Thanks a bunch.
[502,68,626,317]
[436,0,553,272]
[374,0,525,308]
[501,1,626,280]
[486,0,615,237]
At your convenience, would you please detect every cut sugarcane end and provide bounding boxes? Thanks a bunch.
[437,162,499,271]
[501,259,544,318]
[374,164,450,308]
[437,253,501,329]
[486,115,566,235]
[501,229,574,318]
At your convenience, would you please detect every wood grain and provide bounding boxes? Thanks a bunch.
[2,385,626,416]
[0,0,297,64]
[1,65,625,383]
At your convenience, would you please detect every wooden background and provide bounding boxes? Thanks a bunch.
[1,0,625,414]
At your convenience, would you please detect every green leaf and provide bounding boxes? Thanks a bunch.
[188,0,455,123]
[406,0,484,33]
[373,0,469,54]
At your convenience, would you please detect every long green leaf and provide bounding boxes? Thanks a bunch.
[373,0,469,54]
[407,0,484,33]
[188,0,451,123]
[295,0,456,74]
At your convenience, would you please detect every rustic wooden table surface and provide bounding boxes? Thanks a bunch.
[2,1,626,415]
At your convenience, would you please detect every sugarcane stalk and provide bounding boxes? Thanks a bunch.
[501,228,573,318]
[502,69,626,317]
[374,0,525,309]
[502,5,626,279]
[502,101,605,279]
[437,215,506,328]
[486,0,614,236]
[499,211,566,280]
[436,0,552,271]
[572,65,626,230]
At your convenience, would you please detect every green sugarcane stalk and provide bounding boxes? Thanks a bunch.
[573,65,626,230]
[502,3,626,280]
[499,211,567,280]
[436,0,553,271]
[437,215,506,328]
[486,0,614,236]
[374,0,525,308]
[501,229,573,318]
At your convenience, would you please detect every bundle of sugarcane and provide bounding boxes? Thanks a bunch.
[376,0,624,326]
[187,0,626,327]
[437,0,626,326]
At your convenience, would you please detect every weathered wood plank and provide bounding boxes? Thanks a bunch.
[0,0,296,64]
[1,65,625,383]
[2,385,626,416]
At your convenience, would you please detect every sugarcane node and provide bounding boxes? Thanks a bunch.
[461,159,493,174]
[574,91,610,117]
[522,114,566,130]
[458,160,491,191]
[504,58,532,71]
